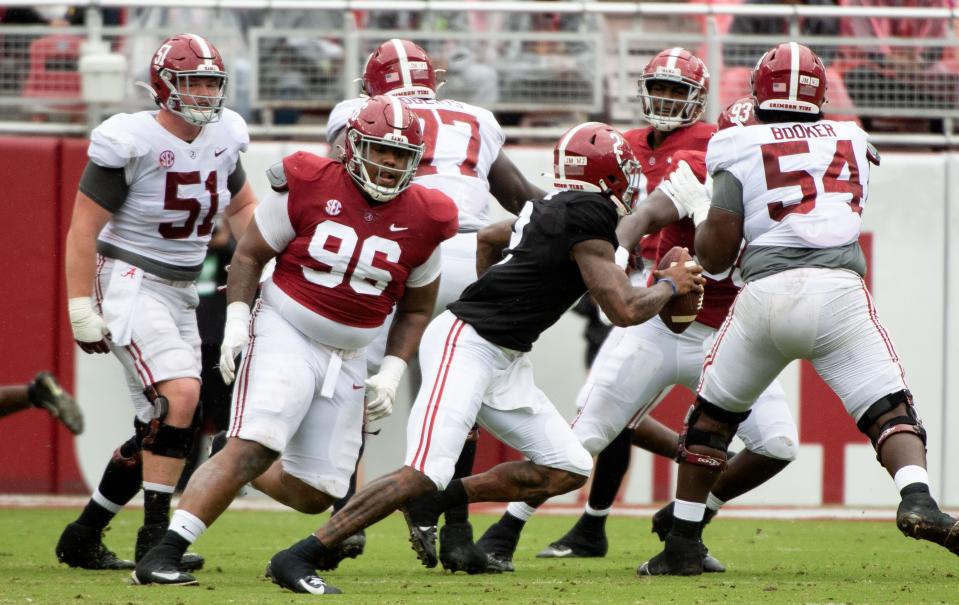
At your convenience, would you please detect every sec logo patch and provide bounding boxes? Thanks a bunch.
[325,199,342,216]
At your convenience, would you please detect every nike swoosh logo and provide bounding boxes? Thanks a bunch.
[352,384,364,390]
[389,224,408,232]
[214,148,227,157]
[151,571,185,581]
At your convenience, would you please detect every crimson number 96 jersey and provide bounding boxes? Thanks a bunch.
[256,153,458,348]
[90,109,249,269]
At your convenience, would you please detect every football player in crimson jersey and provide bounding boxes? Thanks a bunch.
[641,43,959,576]
[57,33,256,573]
[262,123,705,595]
[324,38,544,573]
[133,96,458,591]
[477,56,799,573]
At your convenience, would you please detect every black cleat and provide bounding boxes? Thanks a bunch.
[266,550,342,594]
[30,372,84,435]
[403,509,438,568]
[135,524,205,572]
[536,527,608,558]
[132,546,197,586]
[897,493,959,555]
[476,521,520,573]
[55,522,134,570]
[637,534,707,576]
[336,529,366,561]
[439,523,488,574]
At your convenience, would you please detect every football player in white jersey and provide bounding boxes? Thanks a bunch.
[640,43,959,576]
[56,34,257,573]
[324,38,544,573]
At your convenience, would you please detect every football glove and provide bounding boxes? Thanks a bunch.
[658,160,711,227]
[219,302,251,385]
[365,355,406,422]
[68,297,110,354]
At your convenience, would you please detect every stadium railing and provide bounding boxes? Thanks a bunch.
[0,1,956,146]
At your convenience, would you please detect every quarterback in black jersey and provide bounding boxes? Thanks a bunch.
[265,123,704,595]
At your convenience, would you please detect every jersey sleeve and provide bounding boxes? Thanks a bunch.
[705,128,742,177]
[420,188,460,241]
[87,113,150,168]
[253,189,296,253]
[475,105,506,155]
[406,247,442,287]
[326,98,365,143]
[220,108,251,153]
[564,196,618,249]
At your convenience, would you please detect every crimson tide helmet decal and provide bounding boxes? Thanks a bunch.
[552,122,642,217]
[148,33,228,126]
[362,38,437,98]
[751,42,828,115]
[344,95,425,202]
[638,47,710,132]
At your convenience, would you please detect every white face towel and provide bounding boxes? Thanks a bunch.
[100,260,143,347]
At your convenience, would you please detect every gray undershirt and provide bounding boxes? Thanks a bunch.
[712,170,867,283]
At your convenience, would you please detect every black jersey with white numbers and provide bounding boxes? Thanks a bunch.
[448,190,619,352]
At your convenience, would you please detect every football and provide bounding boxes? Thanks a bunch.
[656,246,703,334]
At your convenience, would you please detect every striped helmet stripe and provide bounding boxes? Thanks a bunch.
[665,47,683,70]
[788,41,800,101]
[389,38,413,90]
[186,33,214,67]
[556,121,601,179]
[386,95,405,136]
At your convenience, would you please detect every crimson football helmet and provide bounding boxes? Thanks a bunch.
[552,122,642,217]
[344,95,424,202]
[149,33,228,126]
[362,38,436,98]
[637,48,709,132]
[718,96,760,130]
[751,42,827,115]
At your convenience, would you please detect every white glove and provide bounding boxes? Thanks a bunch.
[219,302,251,385]
[68,297,110,352]
[658,160,711,227]
[364,355,406,422]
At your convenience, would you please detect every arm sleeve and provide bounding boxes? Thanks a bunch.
[78,161,128,212]
[227,157,246,196]
[253,189,296,253]
[406,247,442,287]
[711,170,745,215]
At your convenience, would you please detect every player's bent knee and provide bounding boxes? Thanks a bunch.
[141,422,195,458]
[755,435,798,461]
[678,397,751,470]
[855,390,927,460]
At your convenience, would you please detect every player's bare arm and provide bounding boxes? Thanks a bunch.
[223,181,258,239]
[64,192,114,354]
[693,207,743,274]
[382,278,440,363]
[615,189,682,253]
[475,219,515,276]
[488,151,546,215]
[574,238,704,327]
[225,219,277,306]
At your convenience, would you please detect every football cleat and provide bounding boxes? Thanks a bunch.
[30,372,84,435]
[896,493,959,555]
[402,509,438,568]
[439,523,488,574]
[135,524,205,572]
[266,551,342,594]
[132,547,197,586]
[337,529,366,561]
[637,534,707,576]
[476,521,520,573]
[536,527,608,558]
[55,522,134,570]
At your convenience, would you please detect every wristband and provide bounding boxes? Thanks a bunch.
[655,277,678,297]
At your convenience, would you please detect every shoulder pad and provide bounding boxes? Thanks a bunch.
[89,113,151,165]
[282,151,332,183]
[421,188,459,239]
[266,162,288,192]
[220,108,251,151]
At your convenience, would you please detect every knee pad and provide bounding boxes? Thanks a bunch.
[856,390,927,460]
[141,422,196,458]
[677,397,751,471]
[111,435,142,469]
[754,435,798,462]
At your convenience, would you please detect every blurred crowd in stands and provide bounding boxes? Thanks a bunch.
[0,1,956,135]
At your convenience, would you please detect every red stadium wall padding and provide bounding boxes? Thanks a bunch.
[0,136,86,493]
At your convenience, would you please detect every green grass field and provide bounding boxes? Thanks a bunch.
[0,508,955,604]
